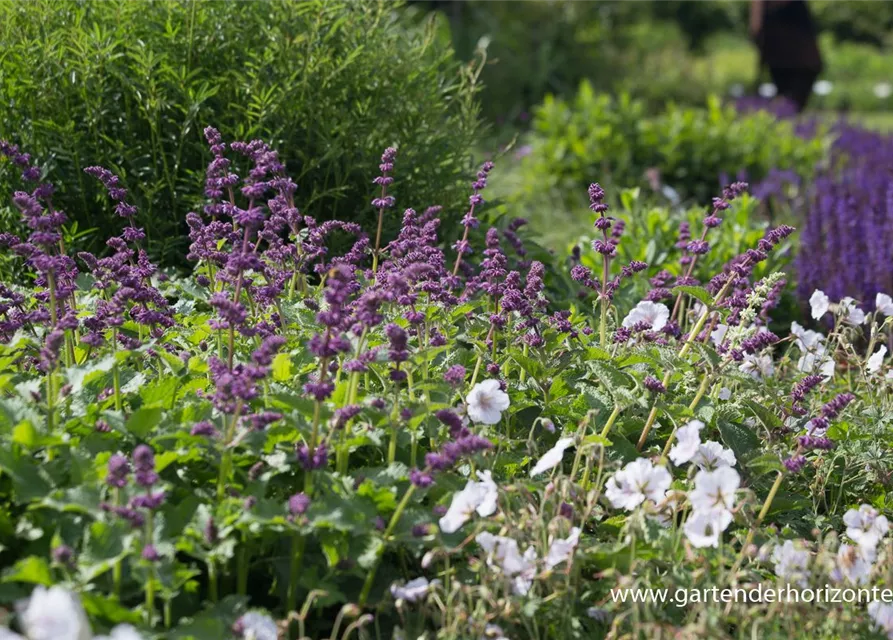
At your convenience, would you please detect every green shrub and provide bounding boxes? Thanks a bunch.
[0,0,480,266]
[517,83,827,209]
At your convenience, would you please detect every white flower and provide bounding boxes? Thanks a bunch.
[874,82,893,100]
[668,420,704,466]
[790,321,825,353]
[689,467,740,513]
[839,297,866,325]
[622,301,670,332]
[0,631,24,640]
[876,293,893,317]
[692,441,737,471]
[18,586,92,640]
[740,353,774,379]
[843,504,890,550]
[604,458,672,511]
[831,543,874,585]
[476,532,537,595]
[530,437,574,477]
[710,324,729,346]
[466,379,510,425]
[683,508,732,548]
[718,387,731,401]
[813,80,833,96]
[868,346,888,375]
[819,357,835,380]
[95,626,145,640]
[809,290,830,321]
[869,601,893,639]
[234,613,278,640]
[439,473,499,533]
[474,470,499,517]
[772,540,810,585]
[390,577,439,602]
[758,82,777,98]
[545,527,581,569]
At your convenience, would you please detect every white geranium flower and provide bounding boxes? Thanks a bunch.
[772,540,810,585]
[605,458,672,511]
[530,437,574,477]
[95,626,145,640]
[809,290,830,320]
[869,601,893,639]
[876,293,893,317]
[740,353,774,379]
[683,508,732,548]
[839,297,866,325]
[718,387,731,401]
[819,357,835,380]
[622,301,670,332]
[710,324,729,346]
[545,527,581,569]
[466,379,510,425]
[689,467,740,513]
[439,473,499,533]
[476,532,537,595]
[831,543,875,585]
[390,577,439,602]
[844,504,890,550]
[874,82,893,100]
[234,613,277,640]
[18,586,92,640]
[668,419,704,466]
[692,441,737,471]
[813,80,833,96]
[790,321,825,353]
[474,470,499,517]
[868,346,888,375]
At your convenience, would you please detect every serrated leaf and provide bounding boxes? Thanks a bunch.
[126,406,163,439]
[717,419,761,462]
[673,285,713,307]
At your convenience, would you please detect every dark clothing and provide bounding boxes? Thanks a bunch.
[757,0,823,112]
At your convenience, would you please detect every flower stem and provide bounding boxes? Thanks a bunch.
[287,534,305,613]
[358,484,417,606]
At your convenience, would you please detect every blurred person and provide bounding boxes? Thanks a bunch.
[750,0,823,112]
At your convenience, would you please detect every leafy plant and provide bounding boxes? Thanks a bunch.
[0,128,891,640]
[0,0,481,267]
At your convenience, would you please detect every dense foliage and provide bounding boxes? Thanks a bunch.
[515,86,827,210]
[0,0,480,266]
[1,124,892,640]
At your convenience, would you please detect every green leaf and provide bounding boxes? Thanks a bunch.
[0,449,52,503]
[673,285,713,307]
[717,420,761,462]
[126,406,163,439]
[271,352,292,382]
[2,556,52,586]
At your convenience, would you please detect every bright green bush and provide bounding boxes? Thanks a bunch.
[517,84,828,207]
[0,0,480,266]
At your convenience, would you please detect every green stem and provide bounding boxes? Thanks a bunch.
[358,484,417,606]
[599,405,622,439]
[237,544,249,596]
[208,559,218,603]
[287,534,306,613]
[145,511,156,626]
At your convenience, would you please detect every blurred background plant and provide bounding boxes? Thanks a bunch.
[0,0,481,267]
